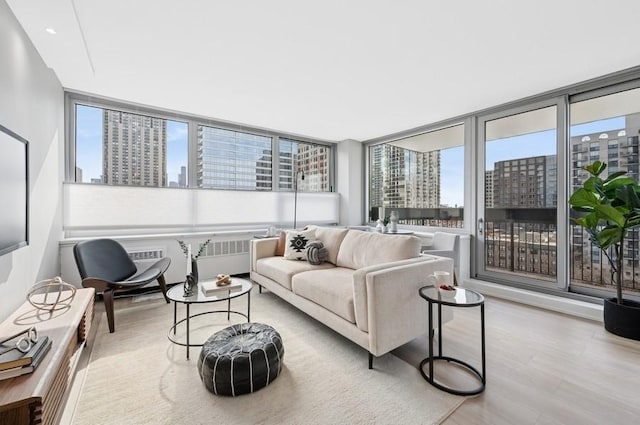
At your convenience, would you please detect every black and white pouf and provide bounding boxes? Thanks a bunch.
[198,322,284,396]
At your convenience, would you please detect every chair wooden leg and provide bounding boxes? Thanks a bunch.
[157,274,170,304]
[103,289,115,333]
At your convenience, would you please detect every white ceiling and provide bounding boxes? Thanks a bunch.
[7,0,640,142]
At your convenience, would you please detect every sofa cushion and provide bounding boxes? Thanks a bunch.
[291,267,356,324]
[336,230,421,270]
[284,229,316,261]
[306,226,349,265]
[256,256,334,290]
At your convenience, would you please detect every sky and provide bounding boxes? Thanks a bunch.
[439,116,626,207]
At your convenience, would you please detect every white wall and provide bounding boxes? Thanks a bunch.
[337,139,364,226]
[0,1,64,321]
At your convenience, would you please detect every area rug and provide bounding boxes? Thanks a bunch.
[70,289,464,425]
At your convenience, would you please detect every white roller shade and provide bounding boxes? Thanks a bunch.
[388,124,464,153]
[64,183,340,230]
[571,87,640,125]
[486,106,556,141]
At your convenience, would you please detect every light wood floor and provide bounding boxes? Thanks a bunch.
[75,292,640,424]
[396,295,640,425]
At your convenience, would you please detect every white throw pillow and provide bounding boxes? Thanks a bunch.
[283,229,316,260]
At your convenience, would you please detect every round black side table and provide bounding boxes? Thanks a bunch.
[418,286,486,396]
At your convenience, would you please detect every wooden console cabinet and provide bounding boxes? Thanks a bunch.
[0,288,94,425]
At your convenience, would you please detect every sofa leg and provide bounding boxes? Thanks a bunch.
[369,352,373,369]
[259,284,262,294]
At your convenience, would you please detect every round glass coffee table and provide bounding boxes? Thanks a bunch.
[418,285,486,395]
[167,278,253,359]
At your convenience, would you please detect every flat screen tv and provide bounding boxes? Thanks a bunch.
[0,124,28,256]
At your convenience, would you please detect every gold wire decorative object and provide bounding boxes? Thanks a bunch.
[27,276,77,311]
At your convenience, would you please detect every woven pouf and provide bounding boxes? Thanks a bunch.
[198,322,284,396]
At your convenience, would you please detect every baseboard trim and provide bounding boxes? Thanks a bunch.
[463,278,603,323]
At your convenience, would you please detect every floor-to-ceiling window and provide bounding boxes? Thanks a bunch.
[364,68,640,302]
[476,103,560,288]
[368,123,465,227]
[569,85,640,299]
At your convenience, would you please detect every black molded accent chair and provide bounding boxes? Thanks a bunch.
[73,238,171,333]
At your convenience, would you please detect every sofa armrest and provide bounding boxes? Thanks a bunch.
[353,256,437,332]
[420,250,454,259]
[250,238,279,272]
[364,257,454,356]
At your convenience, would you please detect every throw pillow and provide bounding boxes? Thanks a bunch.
[283,229,316,260]
[275,232,287,256]
[306,241,329,265]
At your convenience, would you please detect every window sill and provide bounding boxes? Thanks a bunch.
[462,278,603,323]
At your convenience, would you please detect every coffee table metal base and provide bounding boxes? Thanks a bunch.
[168,291,251,359]
[168,309,249,359]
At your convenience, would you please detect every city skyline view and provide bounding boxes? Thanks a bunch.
[77,103,626,205]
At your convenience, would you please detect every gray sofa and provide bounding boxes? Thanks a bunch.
[250,226,453,368]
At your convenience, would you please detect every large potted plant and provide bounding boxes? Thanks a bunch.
[569,161,640,340]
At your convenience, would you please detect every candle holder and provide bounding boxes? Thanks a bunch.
[183,274,197,297]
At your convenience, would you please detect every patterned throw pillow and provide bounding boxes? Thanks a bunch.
[283,229,316,260]
[306,241,329,265]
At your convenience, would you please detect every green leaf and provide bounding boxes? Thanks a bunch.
[569,188,599,209]
[603,176,636,196]
[594,204,625,227]
[585,161,606,177]
[583,176,603,192]
[572,213,599,231]
[615,185,640,209]
[603,171,629,182]
[596,227,624,249]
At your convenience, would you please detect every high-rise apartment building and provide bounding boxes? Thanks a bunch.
[178,166,187,188]
[369,144,440,210]
[197,125,272,190]
[294,143,330,192]
[484,170,494,208]
[491,155,557,208]
[485,154,557,276]
[102,110,167,186]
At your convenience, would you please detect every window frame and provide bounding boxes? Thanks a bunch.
[364,120,467,227]
[363,66,640,303]
[65,91,336,192]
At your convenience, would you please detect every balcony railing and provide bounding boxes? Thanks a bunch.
[484,208,640,295]
[369,207,464,228]
[485,208,556,279]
